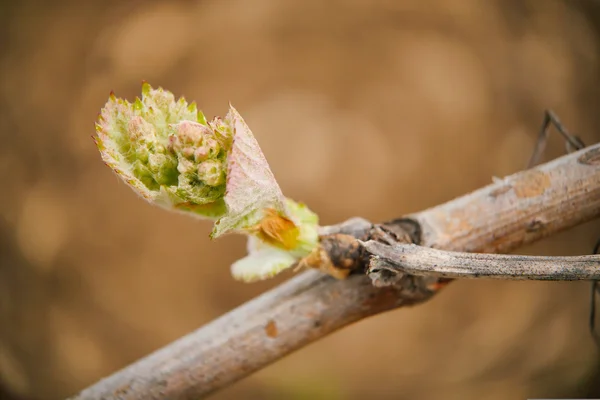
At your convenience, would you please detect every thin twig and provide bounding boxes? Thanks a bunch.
[69,143,600,400]
[527,109,586,168]
[362,241,600,280]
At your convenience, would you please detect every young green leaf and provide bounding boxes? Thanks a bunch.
[94,83,321,282]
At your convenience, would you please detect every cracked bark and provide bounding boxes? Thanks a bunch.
[69,143,600,400]
[363,241,600,281]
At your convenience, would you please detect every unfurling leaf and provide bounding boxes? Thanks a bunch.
[95,83,320,282]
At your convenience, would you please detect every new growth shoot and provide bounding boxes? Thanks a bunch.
[94,83,319,282]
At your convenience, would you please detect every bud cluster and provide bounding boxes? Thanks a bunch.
[95,83,320,282]
[95,83,231,215]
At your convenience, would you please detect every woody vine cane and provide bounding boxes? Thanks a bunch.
[72,84,600,399]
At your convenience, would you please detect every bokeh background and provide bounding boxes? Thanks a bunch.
[2,0,600,399]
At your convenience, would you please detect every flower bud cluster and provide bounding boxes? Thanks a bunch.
[95,83,320,282]
[95,83,231,215]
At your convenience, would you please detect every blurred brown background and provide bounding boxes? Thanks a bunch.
[2,0,600,399]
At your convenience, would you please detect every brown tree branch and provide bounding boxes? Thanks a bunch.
[69,143,600,400]
[363,241,600,280]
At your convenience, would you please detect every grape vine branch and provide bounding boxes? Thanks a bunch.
[69,142,600,399]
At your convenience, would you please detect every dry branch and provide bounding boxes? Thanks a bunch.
[69,143,600,400]
[363,241,600,280]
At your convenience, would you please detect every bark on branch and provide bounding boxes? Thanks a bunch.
[69,143,600,400]
[363,241,600,281]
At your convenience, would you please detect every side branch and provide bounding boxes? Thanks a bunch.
[70,144,600,400]
[363,241,600,280]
